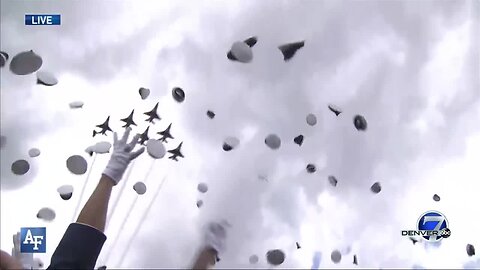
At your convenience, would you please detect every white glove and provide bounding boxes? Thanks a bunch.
[103,128,145,185]
[203,222,228,254]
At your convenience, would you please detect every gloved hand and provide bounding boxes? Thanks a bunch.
[203,222,228,254]
[102,128,145,185]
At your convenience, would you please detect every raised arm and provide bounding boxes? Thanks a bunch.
[48,128,145,270]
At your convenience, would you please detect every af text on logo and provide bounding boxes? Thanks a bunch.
[20,227,46,253]
[401,211,451,242]
[25,14,61,25]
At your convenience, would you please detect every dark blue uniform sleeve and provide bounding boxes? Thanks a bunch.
[47,223,107,270]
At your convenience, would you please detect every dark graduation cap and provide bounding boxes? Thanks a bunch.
[328,104,342,116]
[11,159,30,175]
[433,194,440,202]
[0,51,9,68]
[278,41,305,61]
[370,182,381,193]
[328,175,338,187]
[466,244,475,256]
[207,110,215,119]
[244,36,258,47]
[266,249,285,266]
[172,87,185,103]
[296,242,301,249]
[306,163,316,173]
[353,254,358,265]
[294,135,304,146]
[353,115,367,131]
[138,126,150,145]
[9,50,43,75]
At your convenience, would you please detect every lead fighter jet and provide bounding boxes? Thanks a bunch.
[157,123,174,143]
[138,126,150,145]
[167,142,184,161]
[93,116,113,137]
[120,109,137,128]
[144,102,161,123]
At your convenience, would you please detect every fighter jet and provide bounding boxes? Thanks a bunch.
[120,109,137,128]
[157,123,174,143]
[93,116,112,137]
[138,126,150,145]
[167,142,184,161]
[144,102,161,123]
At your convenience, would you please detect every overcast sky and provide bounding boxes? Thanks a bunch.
[1,0,479,269]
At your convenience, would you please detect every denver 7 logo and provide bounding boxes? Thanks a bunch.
[20,227,46,253]
[417,211,449,242]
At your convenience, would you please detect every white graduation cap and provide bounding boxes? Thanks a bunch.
[139,87,150,100]
[146,139,166,159]
[306,114,317,126]
[36,71,58,86]
[328,175,338,187]
[133,181,147,195]
[28,148,41,158]
[370,182,381,194]
[330,249,342,264]
[66,155,88,175]
[197,182,208,193]
[0,51,8,68]
[9,50,43,75]
[230,41,253,63]
[249,255,259,264]
[223,136,240,151]
[57,185,74,200]
[11,159,30,175]
[266,249,285,265]
[69,101,84,109]
[93,141,111,154]
[265,134,281,150]
[37,207,56,221]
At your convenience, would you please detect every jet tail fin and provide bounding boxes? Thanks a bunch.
[93,130,97,137]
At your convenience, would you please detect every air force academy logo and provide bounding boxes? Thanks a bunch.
[20,227,46,253]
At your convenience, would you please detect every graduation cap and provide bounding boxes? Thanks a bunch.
[206,110,215,119]
[328,104,342,116]
[69,101,84,109]
[244,36,258,47]
[28,148,41,158]
[467,244,475,256]
[227,41,253,63]
[296,242,301,249]
[294,135,304,146]
[66,155,88,175]
[433,194,440,202]
[9,50,42,75]
[36,71,58,86]
[92,141,112,154]
[0,51,9,67]
[172,87,185,103]
[139,87,150,100]
[353,254,358,265]
[197,183,208,193]
[196,199,203,208]
[370,182,382,194]
[37,207,56,221]
[266,249,285,266]
[306,113,317,126]
[330,250,342,264]
[306,163,316,173]
[146,139,166,159]
[278,41,305,61]
[354,115,367,131]
[265,134,281,150]
[57,185,74,200]
[249,255,259,264]
[11,159,30,175]
[133,181,147,195]
[223,136,240,151]
[328,175,338,187]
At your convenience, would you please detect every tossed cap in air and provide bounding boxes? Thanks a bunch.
[10,50,43,75]
[172,87,185,103]
[223,136,240,151]
[265,134,281,150]
[196,199,203,208]
[37,207,56,221]
[370,182,381,194]
[467,244,475,256]
[0,51,9,67]
[229,41,253,63]
[306,163,316,173]
[244,36,258,47]
[328,175,338,187]
[278,41,305,61]
[36,71,58,86]
[197,182,208,193]
[133,181,147,195]
[266,249,285,266]
[11,160,30,175]
[328,104,342,116]
[66,155,88,175]
[294,135,304,146]
[139,87,150,100]
[93,141,111,154]
[330,250,341,264]
[207,110,215,119]
[146,139,166,159]
[28,148,41,158]
[249,255,259,264]
[57,185,74,200]
[69,101,84,109]
[353,254,358,265]
[354,115,367,131]
[296,242,301,249]
[306,113,317,126]
[433,194,440,201]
